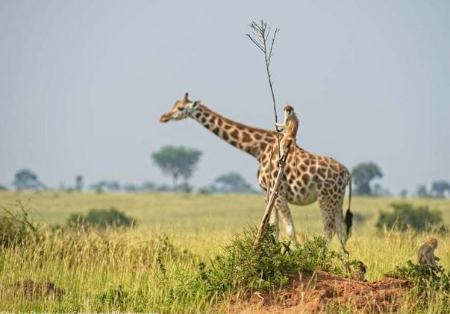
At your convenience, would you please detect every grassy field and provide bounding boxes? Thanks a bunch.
[1,191,449,312]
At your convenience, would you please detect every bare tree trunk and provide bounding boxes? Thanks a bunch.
[254,153,288,248]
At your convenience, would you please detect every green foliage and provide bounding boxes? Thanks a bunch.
[352,212,367,225]
[376,202,447,233]
[389,261,450,296]
[75,175,84,191]
[151,146,202,189]
[0,205,41,248]
[67,208,136,230]
[13,169,44,190]
[416,185,430,198]
[97,285,131,310]
[196,227,343,296]
[351,162,383,195]
[210,172,255,193]
[431,180,450,198]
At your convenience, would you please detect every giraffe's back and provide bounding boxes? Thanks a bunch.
[257,144,350,206]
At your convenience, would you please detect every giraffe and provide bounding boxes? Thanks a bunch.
[160,93,354,256]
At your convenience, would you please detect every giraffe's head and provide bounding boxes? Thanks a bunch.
[160,93,200,123]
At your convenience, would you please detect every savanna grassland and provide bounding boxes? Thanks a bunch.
[0,191,449,312]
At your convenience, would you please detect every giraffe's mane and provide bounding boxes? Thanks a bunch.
[199,104,278,137]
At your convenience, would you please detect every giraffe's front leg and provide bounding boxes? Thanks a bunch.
[269,206,279,241]
[275,197,298,244]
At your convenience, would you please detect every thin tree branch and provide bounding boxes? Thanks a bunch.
[247,20,286,247]
[246,20,280,128]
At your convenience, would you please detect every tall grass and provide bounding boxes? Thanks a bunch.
[0,191,449,312]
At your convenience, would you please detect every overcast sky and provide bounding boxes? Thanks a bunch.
[0,0,449,194]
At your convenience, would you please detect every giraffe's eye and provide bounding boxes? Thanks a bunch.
[178,107,184,111]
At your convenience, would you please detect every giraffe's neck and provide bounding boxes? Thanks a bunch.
[191,104,277,159]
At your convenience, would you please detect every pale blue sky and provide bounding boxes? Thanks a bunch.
[0,0,449,193]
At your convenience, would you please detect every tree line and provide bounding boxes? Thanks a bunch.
[1,146,449,197]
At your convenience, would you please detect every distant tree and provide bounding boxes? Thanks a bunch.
[123,183,139,192]
[89,181,105,193]
[141,181,157,192]
[211,172,255,193]
[157,184,171,192]
[430,180,450,198]
[89,180,120,193]
[400,189,408,199]
[75,175,84,191]
[372,183,391,197]
[416,185,430,198]
[13,169,44,190]
[105,181,120,192]
[0,185,7,191]
[372,183,383,197]
[151,146,202,189]
[175,182,193,193]
[351,162,383,196]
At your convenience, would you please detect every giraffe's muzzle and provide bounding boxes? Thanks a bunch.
[159,113,172,123]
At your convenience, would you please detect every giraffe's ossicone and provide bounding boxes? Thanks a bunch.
[160,93,354,256]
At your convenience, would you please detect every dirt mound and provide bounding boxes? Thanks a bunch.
[9,279,65,299]
[229,271,413,313]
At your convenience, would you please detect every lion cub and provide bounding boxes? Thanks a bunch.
[275,105,299,162]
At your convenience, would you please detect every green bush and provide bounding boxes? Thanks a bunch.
[389,261,450,297]
[196,227,344,296]
[67,208,136,230]
[0,206,41,248]
[375,202,447,233]
[97,285,131,310]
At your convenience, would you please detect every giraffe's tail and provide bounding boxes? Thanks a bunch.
[344,175,353,236]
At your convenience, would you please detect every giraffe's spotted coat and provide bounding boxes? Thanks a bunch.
[160,94,353,255]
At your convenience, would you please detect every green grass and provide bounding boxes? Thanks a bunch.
[0,191,450,312]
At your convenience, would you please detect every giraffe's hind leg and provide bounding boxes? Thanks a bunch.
[319,193,351,270]
[318,195,335,244]
[334,193,351,258]
[275,196,298,244]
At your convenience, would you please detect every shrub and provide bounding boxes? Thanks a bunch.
[196,226,344,296]
[389,261,450,297]
[0,205,41,248]
[97,285,131,310]
[375,202,447,233]
[67,208,136,230]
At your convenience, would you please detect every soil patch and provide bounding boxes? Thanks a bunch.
[8,279,65,299]
[229,271,412,313]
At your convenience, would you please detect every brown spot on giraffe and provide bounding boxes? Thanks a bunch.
[302,173,310,185]
[242,132,252,143]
